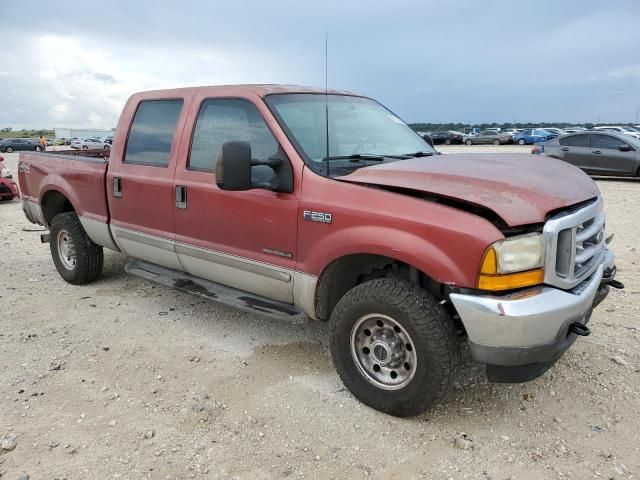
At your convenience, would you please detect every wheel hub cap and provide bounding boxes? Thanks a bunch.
[57,230,77,270]
[350,314,417,390]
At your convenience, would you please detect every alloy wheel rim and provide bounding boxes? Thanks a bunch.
[57,229,77,270]
[350,313,417,390]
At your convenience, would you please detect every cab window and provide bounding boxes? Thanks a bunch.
[124,99,184,167]
[189,98,278,183]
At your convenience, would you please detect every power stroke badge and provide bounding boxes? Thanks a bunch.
[303,210,332,224]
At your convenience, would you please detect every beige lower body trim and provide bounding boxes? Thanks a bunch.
[111,226,183,271]
[176,242,293,303]
[79,217,120,251]
[293,271,318,319]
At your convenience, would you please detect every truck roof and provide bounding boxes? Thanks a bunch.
[130,84,358,99]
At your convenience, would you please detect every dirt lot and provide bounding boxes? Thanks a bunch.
[1,146,638,479]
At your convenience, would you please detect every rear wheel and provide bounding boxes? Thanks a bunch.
[444,139,452,145]
[518,138,526,145]
[5,146,13,153]
[82,145,89,150]
[493,139,500,145]
[35,145,43,152]
[330,279,458,417]
[50,212,103,285]
[104,144,110,150]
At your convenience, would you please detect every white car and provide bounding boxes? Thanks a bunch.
[593,126,640,140]
[70,138,111,150]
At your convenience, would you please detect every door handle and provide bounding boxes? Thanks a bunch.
[560,147,569,151]
[592,150,602,155]
[113,177,122,198]
[175,185,187,209]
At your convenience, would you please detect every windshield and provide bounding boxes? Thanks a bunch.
[265,93,435,176]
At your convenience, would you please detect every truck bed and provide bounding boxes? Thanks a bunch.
[18,149,111,225]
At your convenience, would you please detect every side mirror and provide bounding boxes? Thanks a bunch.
[618,144,632,152]
[216,141,294,194]
[215,141,252,191]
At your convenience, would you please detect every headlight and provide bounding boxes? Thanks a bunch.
[477,233,545,291]
[1,167,11,178]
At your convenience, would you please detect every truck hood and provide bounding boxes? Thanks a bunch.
[338,153,599,227]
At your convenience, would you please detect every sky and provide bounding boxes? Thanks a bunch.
[1,0,639,129]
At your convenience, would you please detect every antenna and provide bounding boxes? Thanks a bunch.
[325,32,330,177]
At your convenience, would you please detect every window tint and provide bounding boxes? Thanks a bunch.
[189,99,278,181]
[559,134,589,147]
[591,134,628,150]
[522,130,532,135]
[124,99,183,166]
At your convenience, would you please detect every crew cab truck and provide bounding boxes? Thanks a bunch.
[18,85,621,417]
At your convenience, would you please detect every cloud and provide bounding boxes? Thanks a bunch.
[0,0,639,129]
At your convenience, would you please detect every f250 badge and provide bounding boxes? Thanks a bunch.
[303,210,332,224]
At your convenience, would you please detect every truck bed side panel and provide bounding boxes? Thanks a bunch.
[18,152,109,224]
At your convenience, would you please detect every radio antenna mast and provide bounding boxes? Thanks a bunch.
[325,32,330,177]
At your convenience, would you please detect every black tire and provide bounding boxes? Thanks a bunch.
[493,139,500,146]
[50,212,103,285]
[444,139,452,145]
[35,145,43,152]
[82,145,89,150]
[329,279,458,417]
[465,139,473,145]
[104,144,110,150]
[5,146,13,153]
[518,138,526,145]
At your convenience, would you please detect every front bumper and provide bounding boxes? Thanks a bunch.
[0,178,19,199]
[450,250,616,382]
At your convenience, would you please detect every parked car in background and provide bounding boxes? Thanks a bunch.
[463,130,511,145]
[545,131,639,177]
[0,138,43,153]
[70,138,111,150]
[501,128,519,136]
[103,136,114,145]
[563,127,586,134]
[424,131,464,145]
[0,156,19,200]
[593,126,640,140]
[513,129,555,145]
[542,128,565,136]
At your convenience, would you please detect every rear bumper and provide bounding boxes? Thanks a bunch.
[450,250,616,382]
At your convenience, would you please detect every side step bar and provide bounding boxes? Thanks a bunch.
[125,259,308,323]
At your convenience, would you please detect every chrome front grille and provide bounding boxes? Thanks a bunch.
[544,197,606,289]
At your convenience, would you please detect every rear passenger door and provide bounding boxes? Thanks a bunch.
[590,134,636,175]
[172,96,299,302]
[107,98,187,270]
[557,134,591,171]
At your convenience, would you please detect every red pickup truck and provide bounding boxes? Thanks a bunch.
[18,85,620,416]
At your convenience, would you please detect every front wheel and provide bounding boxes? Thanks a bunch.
[518,138,526,145]
[330,279,458,417]
[493,139,500,145]
[465,139,473,145]
[5,146,13,153]
[50,212,104,285]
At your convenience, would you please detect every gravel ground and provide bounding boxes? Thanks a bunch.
[1,146,639,479]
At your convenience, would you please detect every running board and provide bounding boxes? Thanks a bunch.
[125,259,308,322]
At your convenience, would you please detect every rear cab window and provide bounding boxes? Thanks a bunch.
[124,99,184,167]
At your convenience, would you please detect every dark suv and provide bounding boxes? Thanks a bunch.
[0,138,42,153]
[424,131,464,145]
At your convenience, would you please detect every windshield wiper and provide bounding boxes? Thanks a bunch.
[322,154,385,162]
[403,151,435,157]
[322,153,413,162]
